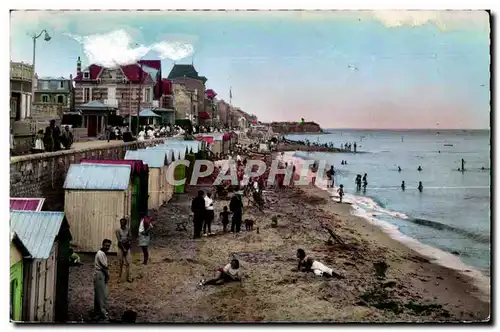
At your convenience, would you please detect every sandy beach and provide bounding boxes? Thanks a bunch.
[66,151,490,322]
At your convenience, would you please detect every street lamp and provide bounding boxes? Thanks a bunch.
[31,29,51,116]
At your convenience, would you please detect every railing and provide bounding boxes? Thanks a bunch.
[10,62,34,82]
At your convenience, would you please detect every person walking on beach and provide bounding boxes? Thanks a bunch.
[230,192,244,233]
[138,216,153,265]
[204,192,215,236]
[192,190,206,239]
[418,181,423,192]
[115,218,132,282]
[337,185,345,203]
[401,181,405,191]
[94,239,111,321]
[326,166,335,188]
[362,173,368,192]
[310,163,318,186]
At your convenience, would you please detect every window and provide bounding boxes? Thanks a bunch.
[83,88,91,102]
[59,81,64,89]
[57,95,64,104]
[42,95,49,103]
[41,81,48,90]
[83,72,89,79]
[143,88,151,103]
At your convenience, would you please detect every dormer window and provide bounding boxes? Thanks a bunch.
[83,72,89,79]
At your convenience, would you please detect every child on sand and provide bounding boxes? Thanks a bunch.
[200,259,242,286]
[337,184,344,203]
[220,206,230,233]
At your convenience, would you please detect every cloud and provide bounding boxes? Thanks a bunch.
[152,41,194,61]
[67,29,150,67]
[67,28,195,67]
[368,10,489,31]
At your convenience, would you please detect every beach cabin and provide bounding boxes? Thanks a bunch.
[158,144,189,193]
[146,147,177,203]
[125,150,168,210]
[164,140,202,191]
[63,164,132,253]
[80,159,149,236]
[10,211,72,322]
[10,198,45,211]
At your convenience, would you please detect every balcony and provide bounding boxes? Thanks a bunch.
[104,98,118,107]
[10,62,34,82]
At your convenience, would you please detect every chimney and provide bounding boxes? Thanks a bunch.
[77,56,81,74]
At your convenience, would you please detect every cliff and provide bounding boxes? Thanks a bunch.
[270,121,322,134]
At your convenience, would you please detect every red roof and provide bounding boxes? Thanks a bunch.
[198,111,211,119]
[10,198,45,211]
[80,159,148,176]
[74,60,162,83]
[196,136,214,144]
[121,64,149,83]
[138,60,161,70]
[205,89,217,99]
[162,79,173,95]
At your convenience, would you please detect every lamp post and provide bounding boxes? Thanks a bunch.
[31,30,51,114]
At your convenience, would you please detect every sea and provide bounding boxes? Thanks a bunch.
[284,129,491,280]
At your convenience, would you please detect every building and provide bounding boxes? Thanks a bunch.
[216,100,231,126]
[172,82,194,121]
[34,76,72,108]
[10,61,33,124]
[73,57,165,117]
[167,64,207,124]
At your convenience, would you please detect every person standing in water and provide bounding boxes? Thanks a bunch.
[398,166,402,172]
[461,159,466,172]
[418,181,423,192]
[362,173,368,191]
[354,142,357,153]
[417,166,422,171]
[401,181,405,191]
[355,175,362,191]
[337,185,344,203]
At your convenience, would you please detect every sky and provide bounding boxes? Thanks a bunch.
[10,10,491,129]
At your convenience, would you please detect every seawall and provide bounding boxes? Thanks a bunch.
[10,139,166,211]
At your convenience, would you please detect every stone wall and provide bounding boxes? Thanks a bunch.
[10,138,166,211]
[32,102,63,122]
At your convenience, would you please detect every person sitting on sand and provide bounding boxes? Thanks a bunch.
[296,249,338,278]
[337,185,344,203]
[201,258,242,286]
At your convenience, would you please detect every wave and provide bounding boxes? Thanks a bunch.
[410,218,490,244]
[282,150,490,299]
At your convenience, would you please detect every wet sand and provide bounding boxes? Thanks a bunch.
[67,171,490,322]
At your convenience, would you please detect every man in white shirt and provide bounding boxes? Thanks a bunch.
[94,239,111,321]
[203,192,215,235]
